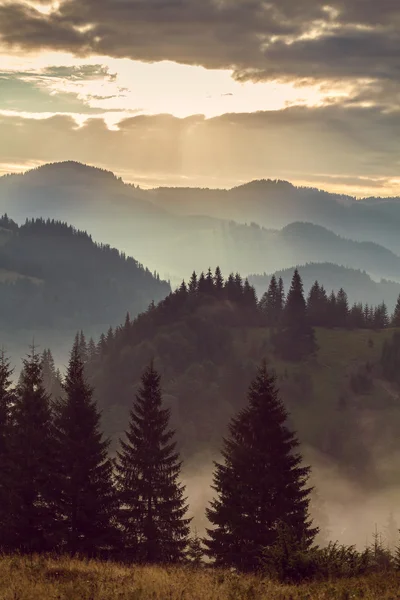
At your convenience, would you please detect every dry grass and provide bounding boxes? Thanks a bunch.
[0,555,400,600]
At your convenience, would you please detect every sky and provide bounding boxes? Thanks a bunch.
[0,0,399,195]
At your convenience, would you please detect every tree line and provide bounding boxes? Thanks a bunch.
[1,338,400,580]
[0,335,317,571]
[84,266,400,369]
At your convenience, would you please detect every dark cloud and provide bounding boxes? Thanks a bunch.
[0,1,399,104]
[1,105,399,191]
[0,2,91,52]
[235,28,400,82]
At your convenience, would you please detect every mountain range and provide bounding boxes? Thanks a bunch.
[2,162,400,290]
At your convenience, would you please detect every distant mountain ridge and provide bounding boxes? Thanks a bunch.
[2,162,400,286]
[0,214,170,330]
[150,177,400,254]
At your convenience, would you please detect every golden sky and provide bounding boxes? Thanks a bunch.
[0,0,399,196]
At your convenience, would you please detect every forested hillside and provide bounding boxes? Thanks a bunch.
[80,268,400,497]
[0,215,169,352]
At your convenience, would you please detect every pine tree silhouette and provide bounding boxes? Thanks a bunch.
[188,271,198,295]
[9,346,57,553]
[276,269,317,360]
[392,295,400,327]
[187,529,204,565]
[53,339,117,556]
[214,267,224,295]
[307,281,328,327]
[116,362,190,563]
[336,288,349,328]
[205,362,316,572]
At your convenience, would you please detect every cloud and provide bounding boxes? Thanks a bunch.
[235,29,400,84]
[0,105,399,195]
[0,1,398,106]
[0,73,102,113]
[0,63,125,114]
[42,64,117,80]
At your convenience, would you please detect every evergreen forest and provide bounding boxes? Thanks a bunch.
[1,265,400,587]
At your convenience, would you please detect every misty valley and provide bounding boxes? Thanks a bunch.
[2,163,400,598]
[2,0,400,593]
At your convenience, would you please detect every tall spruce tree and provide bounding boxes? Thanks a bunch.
[116,363,190,563]
[224,273,236,301]
[214,267,224,295]
[276,269,317,360]
[188,271,198,295]
[205,362,316,572]
[205,267,215,295]
[261,275,283,326]
[307,281,328,327]
[9,346,57,553]
[0,350,14,550]
[53,340,117,556]
[392,295,400,327]
[336,288,349,328]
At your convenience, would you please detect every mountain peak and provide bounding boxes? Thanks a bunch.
[16,161,123,186]
[232,178,295,192]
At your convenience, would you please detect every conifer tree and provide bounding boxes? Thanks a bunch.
[364,304,372,328]
[205,267,215,294]
[243,279,257,310]
[392,295,400,327]
[0,350,14,550]
[349,302,365,329]
[277,269,317,360]
[205,363,316,572]
[87,337,97,362]
[187,529,204,566]
[214,267,224,295]
[178,281,188,296]
[78,331,88,363]
[327,291,337,327]
[197,272,207,295]
[307,281,328,327]
[188,271,198,295]
[98,333,107,357]
[234,273,244,302]
[53,340,117,556]
[261,275,282,326]
[116,363,190,563]
[283,269,307,327]
[336,288,349,328]
[374,302,390,329]
[224,273,236,301]
[9,346,57,553]
[120,312,131,341]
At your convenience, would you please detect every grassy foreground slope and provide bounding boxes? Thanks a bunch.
[1,556,399,600]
